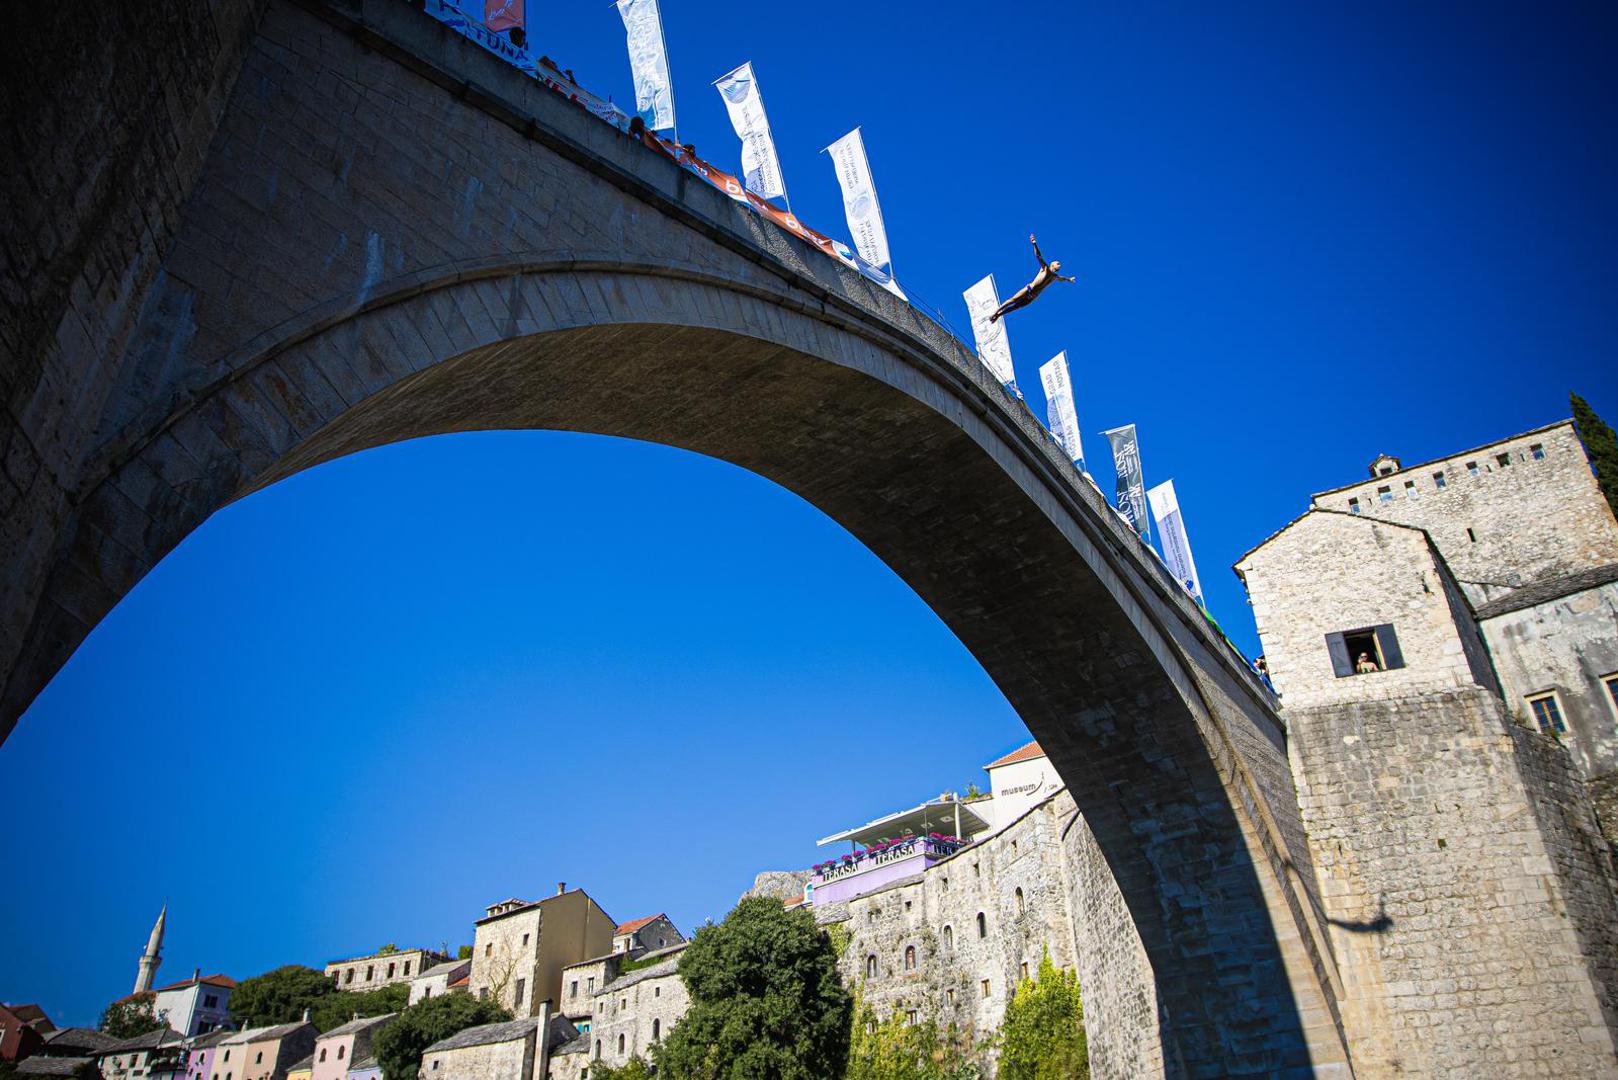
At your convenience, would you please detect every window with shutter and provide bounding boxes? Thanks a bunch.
[1373,624,1405,670]
[1326,632,1353,677]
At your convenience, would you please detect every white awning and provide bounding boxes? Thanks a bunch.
[816,797,991,848]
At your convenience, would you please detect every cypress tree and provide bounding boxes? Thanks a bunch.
[1572,393,1618,518]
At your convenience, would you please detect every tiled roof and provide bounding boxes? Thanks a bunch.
[1474,563,1618,620]
[984,740,1045,770]
[447,973,469,988]
[321,1014,396,1038]
[285,1053,315,1074]
[18,1056,95,1076]
[154,974,237,993]
[423,1018,539,1053]
[190,1029,238,1049]
[44,1028,120,1053]
[348,1055,379,1071]
[105,1027,184,1053]
[615,914,664,935]
[8,1004,54,1031]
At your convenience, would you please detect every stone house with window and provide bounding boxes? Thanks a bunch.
[1236,417,1618,817]
[469,886,616,1018]
[407,960,471,1006]
[323,949,446,994]
[1233,417,1618,1075]
[610,915,683,959]
[420,1015,550,1080]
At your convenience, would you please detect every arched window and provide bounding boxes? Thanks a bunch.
[1015,887,1025,915]
[618,1033,626,1054]
[904,945,916,971]
[594,1040,601,1059]
[318,1051,327,1064]
[337,1046,345,1060]
[866,954,878,978]
[942,925,954,951]
[976,912,987,939]
[652,1019,661,1042]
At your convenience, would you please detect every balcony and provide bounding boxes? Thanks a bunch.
[809,835,970,906]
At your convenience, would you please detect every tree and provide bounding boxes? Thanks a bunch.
[654,896,851,1080]
[1573,393,1618,518]
[993,953,1088,1080]
[456,945,473,960]
[845,992,980,1080]
[229,965,335,1027]
[310,983,409,1032]
[100,994,165,1038]
[593,1058,656,1080]
[373,992,511,1080]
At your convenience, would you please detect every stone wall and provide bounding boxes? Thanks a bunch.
[1057,804,1162,1079]
[1309,422,1618,605]
[1481,580,1618,781]
[820,793,1082,1071]
[1284,686,1618,1078]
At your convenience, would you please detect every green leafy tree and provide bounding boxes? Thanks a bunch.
[846,992,979,1080]
[456,945,473,960]
[229,965,335,1027]
[654,896,851,1080]
[373,991,511,1080]
[593,1058,657,1080]
[1573,393,1618,517]
[993,952,1089,1080]
[100,994,164,1038]
[310,983,409,1032]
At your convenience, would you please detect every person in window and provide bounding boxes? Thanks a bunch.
[989,235,1076,322]
[1355,652,1380,674]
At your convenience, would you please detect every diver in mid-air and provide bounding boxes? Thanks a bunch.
[990,234,1076,322]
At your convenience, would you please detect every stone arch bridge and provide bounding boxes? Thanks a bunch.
[2,1,1352,1074]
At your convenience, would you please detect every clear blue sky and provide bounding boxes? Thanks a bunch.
[3,0,1617,1027]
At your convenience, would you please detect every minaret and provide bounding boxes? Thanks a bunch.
[134,905,166,994]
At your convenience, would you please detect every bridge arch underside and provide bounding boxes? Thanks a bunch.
[13,265,1339,1076]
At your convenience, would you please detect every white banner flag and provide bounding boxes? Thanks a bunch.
[1038,351,1083,469]
[714,63,786,201]
[825,128,891,271]
[617,0,676,132]
[1147,479,1204,602]
[963,275,1017,392]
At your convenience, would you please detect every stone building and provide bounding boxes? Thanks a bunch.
[555,945,689,1075]
[324,949,447,994]
[610,915,683,959]
[407,960,471,1006]
[469,886,617,1017]
[1234,418,1618,1077]
[420,1015,548,1080]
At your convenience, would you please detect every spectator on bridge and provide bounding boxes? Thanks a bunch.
[989,234,1077,322]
